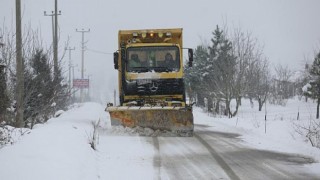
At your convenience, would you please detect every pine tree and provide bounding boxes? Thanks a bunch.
[207,26,237,116]
[185,26,237,116]
[305,52,320,118]
[24,50,54,127]
[0,63,9,123]
[23,49,68,127]
[184,45,209,106]
[52,67,69,111]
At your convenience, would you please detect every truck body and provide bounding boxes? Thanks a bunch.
[107,28,194,136]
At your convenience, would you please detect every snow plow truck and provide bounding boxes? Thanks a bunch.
[106,28,194,136]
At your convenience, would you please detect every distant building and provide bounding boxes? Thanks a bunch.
[271,70,305,99]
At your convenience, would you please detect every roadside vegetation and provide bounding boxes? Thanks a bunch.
[0,25,70,147]
[185,24,320,149]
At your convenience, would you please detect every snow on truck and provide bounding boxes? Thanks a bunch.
[106,28,194,136]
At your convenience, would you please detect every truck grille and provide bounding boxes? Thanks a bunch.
[125,78,184,96]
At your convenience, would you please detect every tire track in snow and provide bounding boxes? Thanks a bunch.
[194,133,241,180]
[152,137,161,180]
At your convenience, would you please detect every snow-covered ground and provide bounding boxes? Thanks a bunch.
[196,97,320,159]
[0,98,320,179]
[194,97,320,175]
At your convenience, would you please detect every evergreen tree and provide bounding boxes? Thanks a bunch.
[184,45,209,106]
[305,52,320,118]
[24,50,54,127]
[207,26,237,116]
[185,26,237,116]
[0,63,9,123]
[22,49,68,128]
[52,67,69,111]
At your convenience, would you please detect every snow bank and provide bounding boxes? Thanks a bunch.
[194,97,320,162]
[0,103,107,180]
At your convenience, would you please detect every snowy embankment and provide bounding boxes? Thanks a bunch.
[0,103,106,180]
[0,98,320,179]
[195,98,320,159]
[194,97,320,174]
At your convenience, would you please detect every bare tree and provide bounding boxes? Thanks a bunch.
[247,58,270,111]
[274,64,294,83]
[229,26,269,115]
[270,64,294,105]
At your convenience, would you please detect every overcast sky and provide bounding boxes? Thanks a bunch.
[1,0,320,102]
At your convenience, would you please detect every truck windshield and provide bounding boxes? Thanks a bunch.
[126,46,180,73]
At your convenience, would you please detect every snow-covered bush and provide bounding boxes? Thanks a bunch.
[0,126,30,148]
[0,126,12,147]
[294,118,320,149]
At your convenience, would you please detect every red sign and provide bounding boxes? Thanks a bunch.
[73,79,89,88]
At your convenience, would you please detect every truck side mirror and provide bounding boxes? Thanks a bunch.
[113,52,119,69]
[188,49,193,67]
[120,48,127,63]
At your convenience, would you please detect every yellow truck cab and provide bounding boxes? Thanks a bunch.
[114,28,193,107]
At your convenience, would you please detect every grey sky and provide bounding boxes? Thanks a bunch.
[1,0,320,101]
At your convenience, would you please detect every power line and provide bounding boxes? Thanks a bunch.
[86,48,113,55]
[43,10,61,48]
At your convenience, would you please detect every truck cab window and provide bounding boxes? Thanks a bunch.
[126,46,180,72]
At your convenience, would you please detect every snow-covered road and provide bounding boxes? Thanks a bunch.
[97,126,319,179]
[193,126,317,179]
[0,102,320,180]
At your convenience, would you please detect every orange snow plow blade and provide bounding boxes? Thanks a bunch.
[106,106,194,136]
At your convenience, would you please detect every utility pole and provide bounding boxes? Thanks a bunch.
[71,65,77,101]
[54,0,59,77]
[65,47,75,90]
[87,74,92,101]
[15,0,24,127]
[76,28,90,102]
[44,0,61,78]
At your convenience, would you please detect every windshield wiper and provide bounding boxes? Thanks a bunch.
[151,67,173,72]
[128,67,176,73]
[128,67,148,73]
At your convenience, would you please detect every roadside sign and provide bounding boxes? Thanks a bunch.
[73,79,89,88]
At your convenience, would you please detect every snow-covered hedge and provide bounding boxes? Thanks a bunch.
[0,126,30,148]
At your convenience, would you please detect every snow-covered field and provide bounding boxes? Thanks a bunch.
[197,97,320,159]
[194,97,320,175]
[0,98,320,179]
